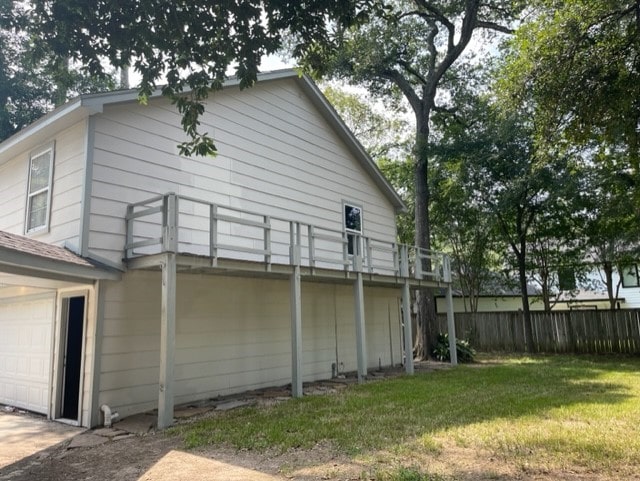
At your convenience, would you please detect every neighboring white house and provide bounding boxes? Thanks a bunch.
[0,70,455,429]
[436,265,640,313]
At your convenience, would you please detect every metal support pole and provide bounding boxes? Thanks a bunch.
[158,252,176,429]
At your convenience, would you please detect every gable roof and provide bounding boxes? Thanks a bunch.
[0,231,120,282]
[0,70,406,212]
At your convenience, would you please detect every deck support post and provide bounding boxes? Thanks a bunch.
[400,245,414,374]
[290,222,303,398]
[446,283,458,366]
[354,252,367,382]
[401,280,414,374]
[290,264,303,398]
[158,252,176,429]
[444,255,458,366]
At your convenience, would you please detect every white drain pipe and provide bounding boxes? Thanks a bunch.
[101,404,119,428]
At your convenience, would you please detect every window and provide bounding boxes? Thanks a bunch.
[558,267,576,291]
[25,143,54,233]
[344,203,362,256]
[621,264,640,288]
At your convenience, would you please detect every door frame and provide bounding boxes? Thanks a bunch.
[52,288,89,426]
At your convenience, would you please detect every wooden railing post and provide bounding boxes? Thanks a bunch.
[308,225,315,272]
[264,215,271,271]
[125,204,134,259]
[414,247,423,279]
[163,193,178,253]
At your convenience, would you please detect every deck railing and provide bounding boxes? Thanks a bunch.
[125,193,450,281]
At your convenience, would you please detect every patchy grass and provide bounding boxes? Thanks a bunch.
[176,355,640,478]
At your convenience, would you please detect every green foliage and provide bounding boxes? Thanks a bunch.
[0,1,116,142]
[26,0,374,156]
[432,333,475,363]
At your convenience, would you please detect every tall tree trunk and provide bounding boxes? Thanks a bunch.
[414,110,437,359]
[517,240,535,352]
[603,261,616,310]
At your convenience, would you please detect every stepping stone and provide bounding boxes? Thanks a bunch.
[174,406,211,419]
[215,400,254,411]
[68,434,108,449]
[93,428,126,438]
[116,414,156,434]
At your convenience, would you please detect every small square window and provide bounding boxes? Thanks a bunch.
[344,205,362,233]
[25,144,54,234]
[621,265,640,288]
[344,203,363,256]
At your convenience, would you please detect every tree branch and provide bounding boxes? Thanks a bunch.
[476,20,514,34]
[380,68,422,114]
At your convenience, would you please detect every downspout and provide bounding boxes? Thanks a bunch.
[101,404,119,428]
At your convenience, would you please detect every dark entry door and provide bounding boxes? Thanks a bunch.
[61,296,85,420]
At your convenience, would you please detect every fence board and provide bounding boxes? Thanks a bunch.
[437,309,640,354]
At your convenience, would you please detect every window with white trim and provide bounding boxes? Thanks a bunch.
[25,143,54,233]
[344,203,362,256]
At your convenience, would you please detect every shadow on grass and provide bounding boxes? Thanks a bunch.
[177,355,639,460]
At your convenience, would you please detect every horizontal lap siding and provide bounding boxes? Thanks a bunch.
[0,122,85,246]
[89,78,397,265]
[98,271,401,418]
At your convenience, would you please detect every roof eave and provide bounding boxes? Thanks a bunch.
[0,245,122,283]
[296,75,407,213]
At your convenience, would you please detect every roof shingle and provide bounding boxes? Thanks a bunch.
[0,231,96,268]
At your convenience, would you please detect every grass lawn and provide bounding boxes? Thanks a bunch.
[175,355,640,480]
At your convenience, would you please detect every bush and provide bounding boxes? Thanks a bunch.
[432,333,475,363]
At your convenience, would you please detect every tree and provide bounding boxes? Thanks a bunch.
[1,1,116,141]
[26,0,373,156]
[430,154,499,313]
[499,0,640,204]
[581,153,640,309]
[301,0,520,357]
[321,86,415,244]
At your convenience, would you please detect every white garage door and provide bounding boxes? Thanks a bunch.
[0,295,54,414]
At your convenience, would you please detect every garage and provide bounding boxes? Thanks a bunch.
[0,293,55,414]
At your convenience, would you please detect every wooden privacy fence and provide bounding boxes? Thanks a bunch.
[436,310,640,354]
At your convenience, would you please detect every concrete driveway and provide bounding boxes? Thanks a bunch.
[0,409,83,470]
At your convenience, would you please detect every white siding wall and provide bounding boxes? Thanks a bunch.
[88,78,398,265]
[0,122,86,247]
[612,271,640,308]
[98,270,402,419]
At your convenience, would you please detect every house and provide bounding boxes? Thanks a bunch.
[0,70,456,429]
[436,290,626,313]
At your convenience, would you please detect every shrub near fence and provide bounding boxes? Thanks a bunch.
[436,309,640,354]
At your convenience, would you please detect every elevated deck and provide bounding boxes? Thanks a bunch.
[122,193,457,429]
[124,193,453,288]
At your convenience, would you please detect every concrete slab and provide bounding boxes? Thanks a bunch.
[115,413,156,434]
[0,411,83,469]
[139,450,284,480]
[67,434,107,449]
